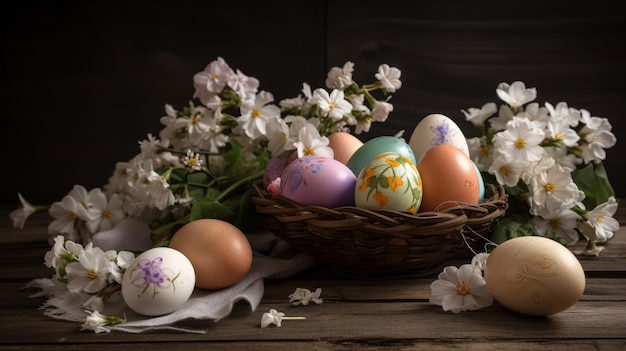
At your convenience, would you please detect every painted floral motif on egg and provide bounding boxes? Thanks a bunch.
[355,152,422,213]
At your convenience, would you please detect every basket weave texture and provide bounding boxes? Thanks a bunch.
[251,182,508,278]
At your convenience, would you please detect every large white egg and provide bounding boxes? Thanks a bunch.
[122,247,196,316]
[408,113,469,163]
[484,236,586,316]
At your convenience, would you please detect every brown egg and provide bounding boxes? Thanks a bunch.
[169,219,253,290]
[328,131,363,165]
[417,144,479,212]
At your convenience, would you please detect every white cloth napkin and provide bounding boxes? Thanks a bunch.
[29,218,318,333]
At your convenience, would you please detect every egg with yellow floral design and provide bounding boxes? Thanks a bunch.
[354,152,422,213]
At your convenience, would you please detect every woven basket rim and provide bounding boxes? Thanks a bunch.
[250,180,509,278]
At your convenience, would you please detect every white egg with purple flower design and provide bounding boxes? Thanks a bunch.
[408,113,469,163]
[121,247,196,316]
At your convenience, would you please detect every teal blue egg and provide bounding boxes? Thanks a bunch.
[473,162,485,200]
[346,136,416,176]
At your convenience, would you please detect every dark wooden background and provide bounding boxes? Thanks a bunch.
[3,0,625,206]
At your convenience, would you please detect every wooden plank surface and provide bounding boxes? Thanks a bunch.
[1,204,625,350]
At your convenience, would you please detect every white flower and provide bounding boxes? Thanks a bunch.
[579,115,617,164]
[583,196,620,243]
[81,310,125,333]
[261,309,286,328]
[65,243,112,294]
[85,190,125,234]
[529,164,582,214]
[496,81,537,108]
[294,123,333,158]
[182,149,203,172]
[375,64,402,93]
[237,91,281,140]
[227,68,259,101]
[310,88,353,121]
[325,61,354,90]
[545,118,580,147]
[488,157,528,187]
[429,264,493,313]
[288,288,323,305]
[533,208,581,245]
[492,116,545,163]
[371,100,394,123]
[108,250,135,284]
[260,309,305,328]
[9,193,37,229]
[487,104,515,132]
[48,195,82,240]
[462,102,497,127]
[193,57,234,106]
[545,102,580,127]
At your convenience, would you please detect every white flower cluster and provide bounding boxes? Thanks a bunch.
[463,81,619,247]
[44,234,135,312]
[11,58,402,245]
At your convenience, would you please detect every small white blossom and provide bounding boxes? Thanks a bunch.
[462,102,497,127]
[325,61,354,90]
[496,81,537,108]
[492,116,545,163]
[260,309,305,328]
[81,310,126,333]
[583,196,620,243]
[288,288,323,305]
[65,243,112,294]
[182,149,203,172]
[9,193,37,229]
[429,264,493,313]
[294,123,334,158]
[310,88,353,121]
[375,64,402,93]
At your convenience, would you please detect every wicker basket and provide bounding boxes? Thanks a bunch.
[250,182,508,278]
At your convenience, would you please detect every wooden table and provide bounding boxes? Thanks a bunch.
[1,205,625,351]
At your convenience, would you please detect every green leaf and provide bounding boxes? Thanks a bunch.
[572,162,615,209]
[489,213,538,246]
[189,200,237,222]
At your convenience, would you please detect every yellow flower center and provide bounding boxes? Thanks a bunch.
[252,109,261,118]
[544,182,555,193]
[457,282,471,296]
[87,269,98,280]
[329,101,336,110]
[480,146,490,157]
[102,210,111,219]
[515,138,526,149]
[304,147,315,156]
[499,165,511,177]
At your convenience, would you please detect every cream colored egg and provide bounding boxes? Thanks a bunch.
[354,152,422,213]
[122,247,196,316]
[408,113,469,163]
[328,131,364,165]
[484,236,586,316]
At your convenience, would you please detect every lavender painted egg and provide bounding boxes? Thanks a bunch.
[280,156,356,208]
[263,151,297,188]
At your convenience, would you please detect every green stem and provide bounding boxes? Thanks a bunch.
[214,169,264,202]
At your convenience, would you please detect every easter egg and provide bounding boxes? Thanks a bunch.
[484,236,586,316]
[417,144,480,212]
[122,247,196,316]
[346,136,416,176]
[328,131,364,165]
[280,156,357,208]
[263,151,297,188]
[354,152,422,213]
[169,219,253,290]
[408,113,469,163]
